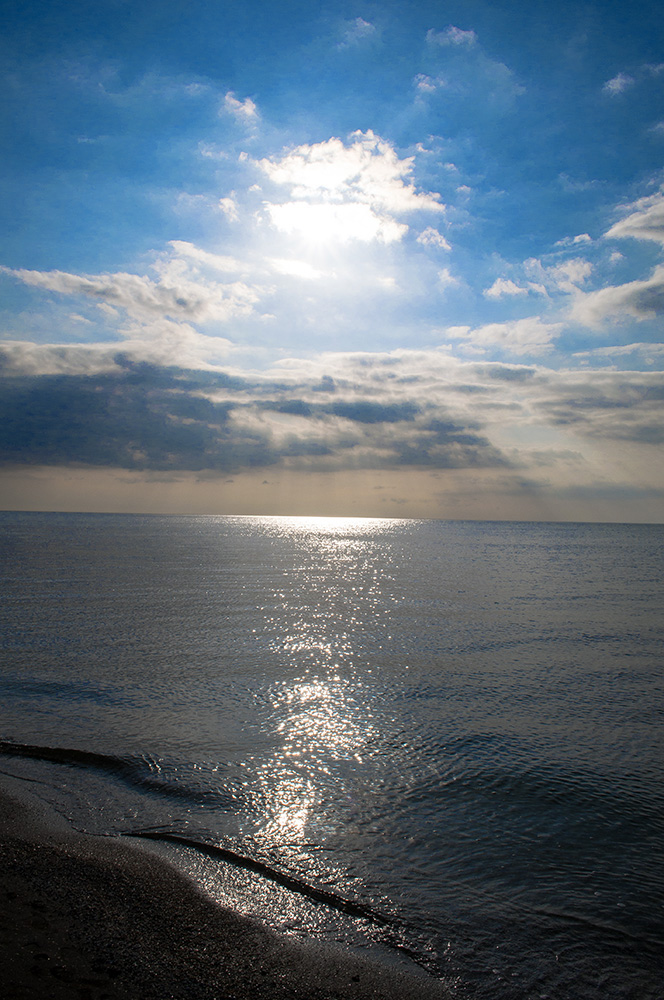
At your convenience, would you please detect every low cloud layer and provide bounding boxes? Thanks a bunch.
[1,345,662,494]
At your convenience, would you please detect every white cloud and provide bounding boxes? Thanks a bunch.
[483,278,529,299]
[2,256,261,327]
[414,74,446,94]
[554,233,593,247]
[416,227,451,250]
[573,342,664,363]
[604,189,664,245]
[218,196,239,221]
[438,267,459,289]
[548,258,593,292]
[447,317,562,354]
[167,241,243,274]
[339,17,376,48]
[427,26,478,47]
[258,132,444,214]
[603,73,635,95]
[222,91,259,120]
[256,131,443,244]
[523,256,591,295]
[571,263,664,326]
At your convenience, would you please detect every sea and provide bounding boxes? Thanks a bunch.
[0,511,662,999]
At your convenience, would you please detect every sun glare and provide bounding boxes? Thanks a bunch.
[266,201,406,245]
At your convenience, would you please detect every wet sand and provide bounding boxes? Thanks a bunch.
[0,780,452,1000]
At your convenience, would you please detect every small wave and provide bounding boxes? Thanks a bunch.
[0,740,236,808]
[122,827,395,928]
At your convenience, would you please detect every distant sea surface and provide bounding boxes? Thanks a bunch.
[1,512,663,999]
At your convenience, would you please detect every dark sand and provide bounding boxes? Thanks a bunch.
[0,781,452,999]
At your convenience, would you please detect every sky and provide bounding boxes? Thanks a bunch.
[1,0,663,521]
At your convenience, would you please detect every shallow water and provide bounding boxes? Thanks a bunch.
[1,512,663,998]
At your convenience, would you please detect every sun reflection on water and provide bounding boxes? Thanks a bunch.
[255,676,373,846]
[264,515,394,535]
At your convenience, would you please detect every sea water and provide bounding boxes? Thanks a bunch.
[0,512,662,999]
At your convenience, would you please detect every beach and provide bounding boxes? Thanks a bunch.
[0,779,451,1000]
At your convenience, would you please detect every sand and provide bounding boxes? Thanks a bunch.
[0,779,452,1000]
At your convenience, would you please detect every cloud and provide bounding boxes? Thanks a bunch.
[338,17,376,49]
[536,370,664,443]
[573,342,664,365]
[2,261,259,326]
[222,91,259,120]
[422,26,524,107]
[2,342,662,503]
[448,317,562,354]
[218,196,240,221]
[547,258,593,292]
[483,278,529,299]
[0,351,508,474]
[438,267,459,289]
[603,73,635,95]
[566,192,664,323]
[604,189,664,245]
[255,132,444,245]
[427,26,477,47]
[554,233,593,247]
[414,74,446,94]
[521,256,591,295]
[167,241,244,274]
[570,264,664,326]
[258,132,444,213]
[417,226,451,250]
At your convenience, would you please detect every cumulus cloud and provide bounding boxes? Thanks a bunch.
[2,261,259,326]
[563,191,664,324]
[603,72,635,95]
[167,241,244,274]
[427,26,477,47]
[547,258,593,292]
[218,196,240,221]
[483,278,529,298]
[338,17,376,48]
[222,91,259,120]
[554,233,593,247]
[417,226,451,250]
[414,74,446,94]
[259,132,444,213]
[521,256,591,296]
[604,189,664,244]
[256,131,444,243]
[438,267,459,289]
[570,264,664,326]
[448,317,562,354]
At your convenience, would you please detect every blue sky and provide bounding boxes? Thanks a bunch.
[1,0,663,520]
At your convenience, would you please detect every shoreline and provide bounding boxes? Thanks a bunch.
[0,776,452,1000]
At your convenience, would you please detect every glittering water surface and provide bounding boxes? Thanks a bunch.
[1,512,663,998]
